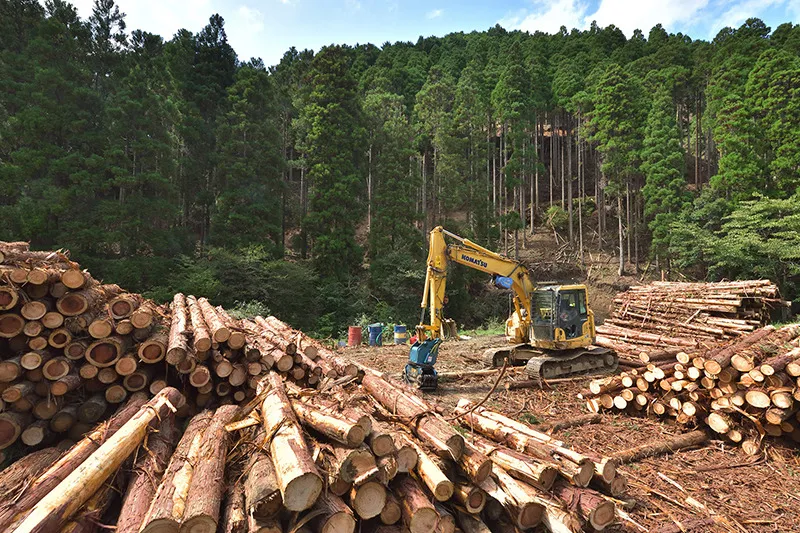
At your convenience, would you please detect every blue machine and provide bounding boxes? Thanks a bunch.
[404,338,442,390]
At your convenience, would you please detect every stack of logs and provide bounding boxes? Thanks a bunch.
[0,240,358,453]
[596,280,789,360]
[0,371,627,533]
[585,323,800,454]
[0,240,630,532]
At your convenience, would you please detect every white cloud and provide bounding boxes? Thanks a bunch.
[54,1,275,63]
[710,0,783,37]
[589,0,710,35]
[503,0,796,38]
[512,0,590,34]
[426,8,444,19]
[236,5,265,34]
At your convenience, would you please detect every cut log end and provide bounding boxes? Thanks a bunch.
[590,500,616,529]
[283,472,323,512]
[351,480,386,519]
[408,508,439,533]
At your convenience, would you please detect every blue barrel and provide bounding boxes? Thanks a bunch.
[394,325,409,345]
[368,323,384,346]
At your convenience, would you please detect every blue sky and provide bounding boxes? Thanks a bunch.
[65,0,800,67]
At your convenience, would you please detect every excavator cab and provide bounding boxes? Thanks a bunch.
[530,285,595,350]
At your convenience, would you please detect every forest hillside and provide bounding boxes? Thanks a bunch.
[1,0,799,335]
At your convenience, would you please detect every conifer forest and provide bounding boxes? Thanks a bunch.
[2,0,799,336]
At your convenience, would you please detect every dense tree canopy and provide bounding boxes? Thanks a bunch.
[1,0,799,334]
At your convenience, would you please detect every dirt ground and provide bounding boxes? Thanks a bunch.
[342,336,800,533]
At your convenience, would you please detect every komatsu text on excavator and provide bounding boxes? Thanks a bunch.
[404,226,617,390]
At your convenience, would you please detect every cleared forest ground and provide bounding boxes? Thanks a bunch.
[345,337,800,532]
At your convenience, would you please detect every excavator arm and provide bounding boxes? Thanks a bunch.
[417,226,536,343]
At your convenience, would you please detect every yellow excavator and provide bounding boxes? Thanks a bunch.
[405,226,617,389]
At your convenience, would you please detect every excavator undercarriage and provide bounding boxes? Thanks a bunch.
[482,344,618,381]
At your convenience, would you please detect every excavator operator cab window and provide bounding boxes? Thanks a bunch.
[557,290,587,339]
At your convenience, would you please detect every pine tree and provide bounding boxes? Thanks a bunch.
[297,45,366,278]
[212,63,285,254]
[587,64,646,275]
[641,89,690,264]
[101,30,180,258]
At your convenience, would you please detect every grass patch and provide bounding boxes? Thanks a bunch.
[460,318,506,338]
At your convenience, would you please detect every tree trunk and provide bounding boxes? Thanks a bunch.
[610,429,708,463]
[186,295,211,352]
[310,492,356,533]
[0,395,149,530]
[180,405,238,533]
[617,195,624,276]
[10,388,183,533]
[259,373,322,511]
[167,294,190,365]
[395,476,438,533]
[140,410,214,533]
[116,414,180,533]
[362,373,464,459]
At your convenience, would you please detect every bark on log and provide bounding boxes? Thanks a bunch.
[116,414,180,533]
[187,296,212,353]
[197,298,230,344]
[407,438,454,501]
[477,474,541,530]
[469,435,558,490]
[108,294,141,319]
[220,479,246,533]
[167,294,191,365]
[243,431,282,519]
[181,404,238,533]
[536,414,601,433]
[0,286,19,311]
[56,285,121,318]
[130,301,158,329]
[139,410,214,533]
[85,336,129,368]
[703,327,776,374]
[310,492,356,533]
[138,333,167,364]
[455,510,492,533]
[8,388,182,533]
[551,481,616,530]
[0,448,62,502]
[452,482,486,514]
[394,476,439,533]
[610,429,709,463]
[291,401,365,447]
[362,373,464,459]
[49,406,78,434]
[259,373,322,511]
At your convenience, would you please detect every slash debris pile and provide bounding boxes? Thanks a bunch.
[595,280,789,360]
[584,323,800,454]
[0,240,630,533]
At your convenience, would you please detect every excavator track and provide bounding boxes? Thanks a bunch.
[482,344,618,381]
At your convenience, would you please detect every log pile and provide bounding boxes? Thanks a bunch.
[0,241,356,452]
[585,324,800,453]
[597,280,789,360]
[0,354,629,533]
[0,240,629,532]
